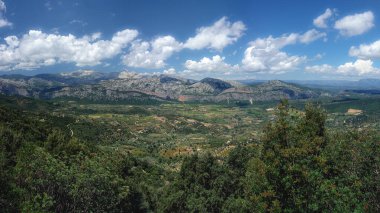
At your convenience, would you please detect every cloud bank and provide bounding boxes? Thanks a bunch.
[0,29,138,70]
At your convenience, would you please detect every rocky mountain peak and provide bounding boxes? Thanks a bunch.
[200,78,233,92]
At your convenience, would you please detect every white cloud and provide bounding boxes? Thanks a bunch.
[0,29,138,70]
[314,53,324,60]
[349,40,380,59]
[0,0,12,28]
[0,0,5,11]
[0,18,11,27]
[337,59,379,76]
[306,59,380,76]
[182,28,325,76]
[122,36,182,69]
[299,29,327,44]
[305,64,334,73]
[122,16,246,69]
[163,68,177,75]
[89,32,102,41]
[184,17,246,51]
[118,71,143,79]
[184,55,239,74]
[334,11,374,36]
[313,8,334,28]
[241,33,309,73]
[70,19,88,26]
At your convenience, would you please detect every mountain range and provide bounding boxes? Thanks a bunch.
[0,70,344,103]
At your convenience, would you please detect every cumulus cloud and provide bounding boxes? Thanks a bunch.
[163,68,177,75]
[334,11,374,36]
[349,40,380,59]
[306,60,380,76]
[123,16,246,69]
[299,29,327,44]
[183,28,325,76]
[0,29,138,70]
[0,0,12,28]
[241,32,320,73]
[337,59,379,76]
[122,36,182,69]
[305,64,334,73]
[184,17,246,51]
[0,16,247,71]
[184,55,239,74]
[313,8,334,28]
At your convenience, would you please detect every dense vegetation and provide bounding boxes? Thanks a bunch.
[0,98,379,212]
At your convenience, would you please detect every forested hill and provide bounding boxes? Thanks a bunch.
[0,99,379,212]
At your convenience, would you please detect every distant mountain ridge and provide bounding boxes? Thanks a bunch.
[285,79,380,90]
[0,70,324,102]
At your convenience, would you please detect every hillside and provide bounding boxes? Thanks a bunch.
[0,95,378,212]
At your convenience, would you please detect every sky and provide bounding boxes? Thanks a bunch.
[0,0,380,80]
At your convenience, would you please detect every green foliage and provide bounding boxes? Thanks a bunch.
[14,145,69,212]
[261,101,328,211]
[160,101,379,212]
[222,197,252,213]
[0,97,379,212]
[159,153,229,212]
[13,145,147,212]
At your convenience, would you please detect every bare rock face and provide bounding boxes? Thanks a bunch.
[0,71,322,102]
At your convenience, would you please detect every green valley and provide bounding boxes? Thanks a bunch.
[0,88,379,212]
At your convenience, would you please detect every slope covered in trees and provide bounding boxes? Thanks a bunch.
[159,101,379,212]
[0,101,379,212]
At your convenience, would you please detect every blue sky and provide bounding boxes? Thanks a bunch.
[0,0,380,80]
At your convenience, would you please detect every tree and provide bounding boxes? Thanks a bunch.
[160,153,230,212]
